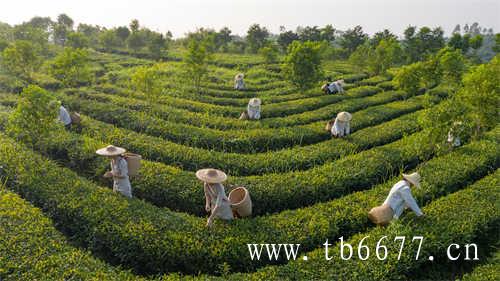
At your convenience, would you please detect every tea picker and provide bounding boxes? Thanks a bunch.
[447,121,463,148]
[96,145,142,198]
[368,172,424,226]
[322,79,345,94]
[240,98,262,120]
[196,168,252,227]
[330,111,352,138]
[234,73,245,90]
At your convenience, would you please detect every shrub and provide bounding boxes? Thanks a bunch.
[283,41,323,89]
[48,47,94,87]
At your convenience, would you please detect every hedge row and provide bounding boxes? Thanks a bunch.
[76,98,428,176]
[60,89,425,153]
[80,85,385,130]
[0,128,497,276]
[18,119,439,216]
[219,168,500,280]
[94,82,381,119]
[461,250,500,281]
[0,189,143,281]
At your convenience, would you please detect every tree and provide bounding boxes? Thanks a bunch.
[131,64,162,111]
[12,23,49,49]
[1,40,41,80]
[126,32,145,53]
[129,19,140,33]
[148,32,167,60]
[259,44,279,64]
[340,25,368,54]
[494,33,500,53]
[215,27,232,51]
[371,29,398,47]
[99,29,121,51]
[246,24,269,53]
[418,55,499,151]
[297,26,322,42]
[48,47,93,87]
[184,38,212,92]
[67,32,89,49]
[393,62,424,96]
[6,85,61,149]
[115,26,131,43]
[368,38,403,75]
[469,34,483,51]
[53,14,74,45]
[437,47,467,85]
[320,25,336,42]
[348,42,372,70]
[278,29,299,52]
[77,23,101,47]
[282,41,323,89]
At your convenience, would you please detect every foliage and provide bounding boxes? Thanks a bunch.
[403,26,445,62]
[340,25,368,54]
[258,44,279,64]
[184,38,212,92]
[393,62,424,95]
[48,47,94,87]
[6,85,61,148]
[246,24,269,53]
[283,41,323,89]
[130,64,162,111]
[67,31,90,49]
[99,29,121,51]
[1,40,41,80]
[418,55,499,152]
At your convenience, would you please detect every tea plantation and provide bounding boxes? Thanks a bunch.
[0,49,498,280]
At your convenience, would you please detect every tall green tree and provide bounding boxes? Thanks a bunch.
[67,32,89,49]
[367,38,403,75]
[340,25,368,54]
[184,38,212,92]
[246,24,269,53]
[99,29,121,51]
[283,41,323,89]
[1,40,41,80]
[6,85,61,149]
[48,47,93,87]
[277,28,300,52]
[131,64,162,112]
[53,13,74,45]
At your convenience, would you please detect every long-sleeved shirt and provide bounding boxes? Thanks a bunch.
[327,81,344,94]
[247,105,261,120]
[383,180,423,219]
[111,157,132,198]
[331,119,350,137]
[235,78,245,90]
[59,106,72,126]
[204,183,234,220]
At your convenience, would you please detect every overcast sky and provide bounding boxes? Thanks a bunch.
[1,0,499,37]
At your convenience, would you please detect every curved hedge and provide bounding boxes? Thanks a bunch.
[0,128,497,276]
[220,168,500,280]
[0,189,142,280]
[461,250,500,281]
[60,89,426,153]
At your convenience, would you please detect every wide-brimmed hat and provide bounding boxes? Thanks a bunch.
[196,168,227,183]
[403,172,421,188]
[96,145,126,156]
[248,98,261,107]
[235,73,244,79]
[336,111,352,122]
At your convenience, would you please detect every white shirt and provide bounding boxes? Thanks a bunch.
[447,132,461,147]
[327,81,344,94]
[383,180,423,219]
[111,157,132,198]
[205,183,233,220]
[59,106,72,126]
[331,119,350,137]
[247,105,261,120]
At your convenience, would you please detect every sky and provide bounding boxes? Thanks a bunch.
[1,0,499,38]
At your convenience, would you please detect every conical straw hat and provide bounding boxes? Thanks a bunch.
[96,145,126,156]
[196,168,227,184]
[336,111,352,122]
[403,172,421,188]
[249,98,261,107]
